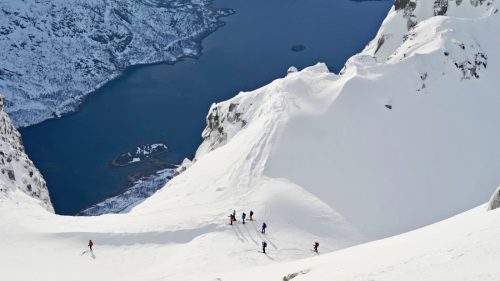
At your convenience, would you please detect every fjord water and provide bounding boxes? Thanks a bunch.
[20,0,392,215]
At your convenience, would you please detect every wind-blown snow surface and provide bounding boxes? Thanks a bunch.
[1,0,500,280]
[0,0,230,127]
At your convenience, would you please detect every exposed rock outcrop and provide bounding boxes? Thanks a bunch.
[0,95,53,211]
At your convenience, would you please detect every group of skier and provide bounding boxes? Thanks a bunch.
[228,209,254,225]
[227,209,318,254]
[85,209,319,255]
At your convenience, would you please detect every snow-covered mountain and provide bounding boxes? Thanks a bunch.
[0,0,230,127]
[1,0,499,280]
[0,95,52,212]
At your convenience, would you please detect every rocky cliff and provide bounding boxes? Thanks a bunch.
[0,95,53,211]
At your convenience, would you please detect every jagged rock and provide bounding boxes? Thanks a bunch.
[453,52,487,79]
[434,0,449,15]
[0,95,53,211]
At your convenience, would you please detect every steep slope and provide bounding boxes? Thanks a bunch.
[0,95,53,212]
[0,0,230,127]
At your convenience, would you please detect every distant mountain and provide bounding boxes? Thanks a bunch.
[0,0,230,127]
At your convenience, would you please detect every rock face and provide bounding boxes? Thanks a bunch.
[0,0,231,127]
[0,95,53,212]
[197,100,249,158]
[368,0,494,60]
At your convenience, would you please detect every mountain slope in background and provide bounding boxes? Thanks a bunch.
[0,0,229,127]
[0,95,52,211]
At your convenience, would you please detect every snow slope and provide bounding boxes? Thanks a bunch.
[218,203,500,281]
[0,0,230,127]
[1,0,500,280]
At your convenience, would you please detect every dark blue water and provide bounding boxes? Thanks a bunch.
[20,0,392,215]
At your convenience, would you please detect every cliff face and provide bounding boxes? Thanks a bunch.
[0,95,53,212]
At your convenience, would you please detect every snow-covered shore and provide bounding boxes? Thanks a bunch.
[0,0,232,127]
[78,168,174,216]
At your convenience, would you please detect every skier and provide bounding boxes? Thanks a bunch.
[242,212,247,224]
[262,241,268,254]
[228,213,234,225]
[233,209,236,220]
[88,240,94,252]
[249,210,254,221]
[261,222,267,234]
[313,241,319,253]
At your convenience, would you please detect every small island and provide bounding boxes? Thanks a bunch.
[111,143,168,167]
[291,44,306,52]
